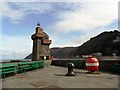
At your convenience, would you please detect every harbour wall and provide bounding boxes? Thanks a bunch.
[51,58,120,74]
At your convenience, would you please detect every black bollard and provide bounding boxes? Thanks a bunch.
[66,63,76,76]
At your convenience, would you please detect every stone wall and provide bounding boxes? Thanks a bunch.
[51,59,120,74]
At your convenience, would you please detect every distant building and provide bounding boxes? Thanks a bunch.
[113,36,120,43]
[112,36,120,56]
[31,23,52,61]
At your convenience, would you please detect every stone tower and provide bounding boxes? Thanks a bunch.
[31,23,51,61]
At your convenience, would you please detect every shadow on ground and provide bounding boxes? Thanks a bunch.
[54,74,66,76]
[74,71,88,74]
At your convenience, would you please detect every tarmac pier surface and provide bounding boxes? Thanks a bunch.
[1,65,119,88]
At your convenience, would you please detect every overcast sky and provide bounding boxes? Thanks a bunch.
[0,0,118,59]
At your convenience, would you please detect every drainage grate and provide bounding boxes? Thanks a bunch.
[29,81,49,87]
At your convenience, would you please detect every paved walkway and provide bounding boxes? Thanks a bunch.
[0,65,119,88]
